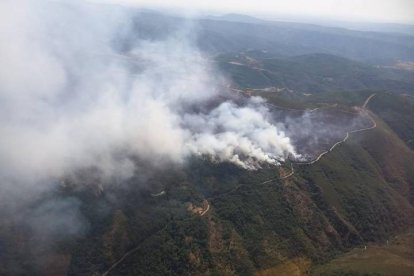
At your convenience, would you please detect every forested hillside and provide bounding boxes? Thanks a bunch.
[1,7,414,276]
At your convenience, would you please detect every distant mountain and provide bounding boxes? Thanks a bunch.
[124,10,414,64]
[321,21,414,36]
[205,13,266,24]
[210,13,414,37]
[197,18,414,64]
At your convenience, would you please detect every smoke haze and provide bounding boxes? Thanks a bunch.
[0,2,383,274]
[0,0,298,199]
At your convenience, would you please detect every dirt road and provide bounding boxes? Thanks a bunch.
[284,93,377,175]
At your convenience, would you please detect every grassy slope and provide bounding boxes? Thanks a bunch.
[312,230,414,276]
[368,93,414,150]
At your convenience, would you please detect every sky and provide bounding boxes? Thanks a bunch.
[95,0,414,23]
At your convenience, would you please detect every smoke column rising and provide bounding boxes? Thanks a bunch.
[0,0,298,196]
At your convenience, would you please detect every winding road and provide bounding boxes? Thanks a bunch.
[101,225,168,276]
[200,203,210,216]
[283,93,377,176]
[101,203,210,276]
[280,163,295,180]
[100,94,377,275]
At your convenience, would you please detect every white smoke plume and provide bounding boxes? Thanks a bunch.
[185,98,296,169]
[0,0,298,192]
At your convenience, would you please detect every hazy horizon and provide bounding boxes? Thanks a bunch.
[94,0,414,24]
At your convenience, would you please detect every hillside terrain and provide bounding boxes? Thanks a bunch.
[1,8,414,276]
[1,90,413,276]
[216,53,414,94]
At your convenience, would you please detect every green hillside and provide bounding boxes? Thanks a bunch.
[72,103,414,275]
[3,92,413,275]
[216,53,414,94]
[2,5,414,276]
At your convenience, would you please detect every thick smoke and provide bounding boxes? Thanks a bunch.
[185,98,296,169]
[0,0,297,196]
